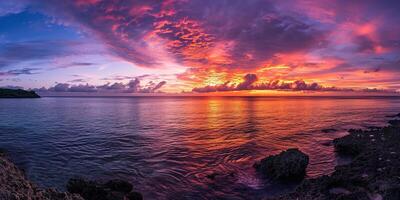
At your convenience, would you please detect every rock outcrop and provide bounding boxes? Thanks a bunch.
[67,178,143,200]
[0,152,82,200]
[270,119,400,200]
[254,148,309,181]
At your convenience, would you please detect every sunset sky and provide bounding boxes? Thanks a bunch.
[0,0,400,95]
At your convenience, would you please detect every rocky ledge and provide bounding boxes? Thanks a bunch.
[0,150,82,200]
[254,148,309,181]
[67,178,143,200]
[0,150,143,200]
[0,88,40,98]
[269,117,400,200]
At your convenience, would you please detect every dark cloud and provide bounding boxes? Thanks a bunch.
[97,82,127,91]
[236,74,258,90]
[0,68,41,76]
[139,81,167,93]
[0,40,98,69]
[35,78,167,93]
[56,62,96,69]
[68,78,87,83]
[101,75,136,81]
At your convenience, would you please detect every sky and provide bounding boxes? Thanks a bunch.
[0,0,400,96]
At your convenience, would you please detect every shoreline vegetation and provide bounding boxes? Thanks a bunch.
[0,88,40,98]
[1,115,400,199]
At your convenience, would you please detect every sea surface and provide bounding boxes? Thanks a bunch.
[1,96,400,199]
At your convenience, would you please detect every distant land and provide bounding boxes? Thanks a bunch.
[0,88,40,98]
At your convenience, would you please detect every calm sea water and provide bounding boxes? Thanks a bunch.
[0,96,400,199]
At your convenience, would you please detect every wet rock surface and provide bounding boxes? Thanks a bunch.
[255,148,309,181]
[270,119,400,200]
[67,178,143,200]
[0,153,83,200]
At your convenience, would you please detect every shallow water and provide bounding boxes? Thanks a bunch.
[0,96,399,199]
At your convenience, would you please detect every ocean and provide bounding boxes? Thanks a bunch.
[0,96,399,199]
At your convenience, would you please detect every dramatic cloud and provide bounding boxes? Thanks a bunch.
[192,74,371,93]
[20,0,325,70]
[2,0,400,93]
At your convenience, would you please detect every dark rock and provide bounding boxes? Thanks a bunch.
[255,148,309,181]
[383,187,400,200]
[0,148,5,156]
[126,192,144,200]
[366,126,381,130]
[0,88,40,98]
[67,178,140,200]
[0,153,82,200]
[104,179,133,193]
[334,191,370,200]
[333,134,364,156]
[388,119,400,127]
[269,114,400,200]
[67,178,108,200]
[106,191,125,200]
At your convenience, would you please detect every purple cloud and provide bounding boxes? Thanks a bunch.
[35,78,167,94]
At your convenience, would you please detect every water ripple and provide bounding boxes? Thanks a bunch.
[1,97,400,199]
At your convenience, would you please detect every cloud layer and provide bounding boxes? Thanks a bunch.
[192,74,395,93]
[35,78,166,93]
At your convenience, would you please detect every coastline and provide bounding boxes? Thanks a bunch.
[270,117,400,200]
[0,150,82,200]
[1,116,400,199]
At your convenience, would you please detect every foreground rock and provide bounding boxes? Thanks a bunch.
[0,88,40,98]
[0,152,82,200]
[255,148,309,181]
[67,178,143,200]
[270,119,400,200]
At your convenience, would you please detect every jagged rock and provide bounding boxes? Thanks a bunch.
[388,119,400,127]
[254,148,309,180]
[104,179,133,193]
[126,191,143,200]
[67,178,108,200]
[0,154,82,200]
[333,133,365,156]
[269,116,400,200]
[67,178,141,200]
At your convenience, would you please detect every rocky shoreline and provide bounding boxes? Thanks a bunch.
[0,150,82,200]
[0,150,143,200]
[269,117,400,200]
[1,116,400,199]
